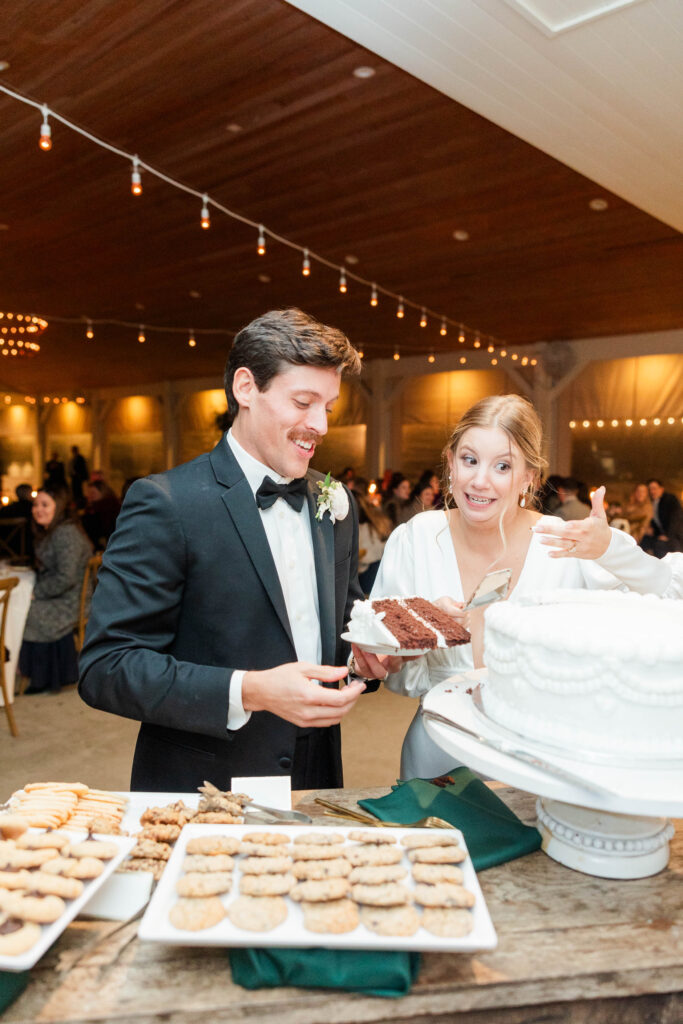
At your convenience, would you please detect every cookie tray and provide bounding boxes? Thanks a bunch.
[0,831,136,972]
[137,823,498,953]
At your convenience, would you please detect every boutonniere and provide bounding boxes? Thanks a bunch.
[315,472,349,523]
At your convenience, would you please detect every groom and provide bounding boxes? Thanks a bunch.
[79,308,372,792]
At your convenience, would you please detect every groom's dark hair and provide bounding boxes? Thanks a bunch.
[224,308,361,421]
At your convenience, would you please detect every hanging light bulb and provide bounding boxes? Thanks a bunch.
[500,348,507,358]
[39,105,52,151]
[200,195,210,229]
[188,331,197,348]
[511,352,518,360]
[85,320,94,340]
[257,225,266,255]
[138,325,146,344]
[491,357,498,366]
[396,297,404,319]
[487,342,494,353]
[459,356,467,365]
[427,351,435,363]
[339,268,347,294]
[393,346,400,361]
[302,249,310,276]
[440,319,447,337]
[530,358,538,366]
[131,156,142,195]
[370,284,378,307]
[458,327,466,344]
[358,348,364,359]
[420,308,427,328]
[473,337,481,349]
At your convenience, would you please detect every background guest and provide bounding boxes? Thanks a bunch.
[383,472,413,529]
[81,479,121,550]
[556,476,590,520]
[640,478,683,557]
[19,485,93,694]
[408,475,435,518]
[538,473,564,514]
[625,483,653,544]
[68,445,89,508]
[43,452,66,490]
[0,482,34,560]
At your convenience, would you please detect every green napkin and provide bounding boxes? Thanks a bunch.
[359,767,541,870]
[229,947,421,998]
[0,971,29,1013]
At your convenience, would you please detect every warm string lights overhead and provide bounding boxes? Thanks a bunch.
[0,82,514,360]
[0,311,47,357]
[569,416,682,429]
[28,312,233,348]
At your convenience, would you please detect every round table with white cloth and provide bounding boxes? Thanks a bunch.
[0,562,35,705]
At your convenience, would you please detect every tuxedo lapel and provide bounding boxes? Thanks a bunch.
[209,441,294,648]
[306,477,336,665]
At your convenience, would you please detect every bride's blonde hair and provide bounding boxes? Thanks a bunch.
[443,394,547,510]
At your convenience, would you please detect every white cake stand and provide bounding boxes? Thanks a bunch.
[422,671,683,880]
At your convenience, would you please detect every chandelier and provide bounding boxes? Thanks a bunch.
[0,312,47,357]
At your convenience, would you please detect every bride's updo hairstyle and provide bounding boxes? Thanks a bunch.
[443,394,547,511]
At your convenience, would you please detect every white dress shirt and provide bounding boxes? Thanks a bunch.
[225,430,321,730]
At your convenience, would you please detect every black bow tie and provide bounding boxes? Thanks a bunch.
[255,475,308,513]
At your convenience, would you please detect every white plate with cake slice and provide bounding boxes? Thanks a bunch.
[340,632,429,657]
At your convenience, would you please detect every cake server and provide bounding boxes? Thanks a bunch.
[463,568,512,611]
[243,803,312,823]
[422,709,615,795]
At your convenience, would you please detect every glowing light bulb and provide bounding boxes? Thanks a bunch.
[200,195,210,229]
[487,344,494,353]
[474,338,481,349]
[653,417,661,426]
[188,332,196,348]
[500,349,507,358]
[358,349,364,359]
[428,352,435,363]
[459,328,466,344]
[582,420,590,428]
[521,356,528,366]
[131,157,142,195]
[511,353,518,360]
[420,308,427,328]
[596,419,604,427]
[639,418,647,426]
[86,320,94,340]
[138,325,146,344]
[393,347,400,361]
[302,249,310,276]
[625,419,633,427]
[668,417,675,425]
[611,419,619,427]
[440,319,447,337]
[257,225,266,255]
[459,356,466,365]
[39,105,52,151]
[530,358,537,366]
[396,297,404,319]
[569,420,577,429]
[491,358,498,366]
[370,285,378,307]
[339,268,347,294]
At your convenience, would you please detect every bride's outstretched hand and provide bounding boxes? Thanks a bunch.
[533,485,612,559]
[433,596,467,622]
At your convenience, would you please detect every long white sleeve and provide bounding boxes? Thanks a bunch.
[595,527,679,597]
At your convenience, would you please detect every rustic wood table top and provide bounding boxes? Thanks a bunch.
[4,785,681,1024]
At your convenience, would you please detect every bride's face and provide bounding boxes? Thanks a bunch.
[448,425,531,525]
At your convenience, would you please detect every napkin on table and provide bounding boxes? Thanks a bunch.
[359,767,541,870]
[0,971,29,1013]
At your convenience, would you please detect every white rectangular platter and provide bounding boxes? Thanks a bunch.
[138,823,498,953]
[0,831,136,972]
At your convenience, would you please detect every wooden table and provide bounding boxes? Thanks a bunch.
[4,786,681,1023]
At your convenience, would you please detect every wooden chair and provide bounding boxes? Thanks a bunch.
[75,553,103,652]
[0,576,20,736]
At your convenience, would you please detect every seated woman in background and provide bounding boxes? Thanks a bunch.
[409,473,436,518]
[383,472,413,529]
[19,485,93,695]
[352,394,682,780]
[624,482,652,544]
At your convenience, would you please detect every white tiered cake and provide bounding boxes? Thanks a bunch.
[482,589,683,760]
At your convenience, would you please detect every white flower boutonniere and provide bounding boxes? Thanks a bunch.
[315,472,349,523]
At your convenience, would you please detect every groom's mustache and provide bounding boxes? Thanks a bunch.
[288,430,323,446]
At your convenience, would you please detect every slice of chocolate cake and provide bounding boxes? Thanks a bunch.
[403,598,470,646]
[371,599,439,649]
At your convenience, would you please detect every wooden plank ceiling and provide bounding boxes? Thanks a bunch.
[0,0,681,394]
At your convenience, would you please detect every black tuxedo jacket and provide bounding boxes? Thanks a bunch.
[78,438,365,791]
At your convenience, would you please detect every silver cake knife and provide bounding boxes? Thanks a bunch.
[422,709,614,796]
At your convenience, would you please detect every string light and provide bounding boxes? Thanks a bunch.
[138,324,146,344]
[85,319,94,340]
[440,319,447,337]
[511,352,518,360]
[420,308,427,328]
[428,351,435,363]
[339,268,347,294]
[473,337,481,349]
[188,331,196,348]
[530,358,538,366]
[611,419,619,426]
[491,357,498,365]
[487,343,495,353]
[302,249,310,276]
[39,105,52,151]
[200,195,210,229]
[521,356,528,366]
[625,419,633,426]
[500,348,507,358]
[131,156,142,196]
[459,327,466,344]
[257,225,266,255]
[459,356,467,365]
[393,346,400,361]
[358,348,364,359]
[570,416,680,429]
[396,297,404,319]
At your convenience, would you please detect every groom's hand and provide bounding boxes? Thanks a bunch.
[242,663,366,728]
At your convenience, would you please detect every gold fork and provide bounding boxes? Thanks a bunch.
[314,797,455,830]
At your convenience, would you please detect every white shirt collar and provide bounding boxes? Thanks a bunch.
[226,429,291,497]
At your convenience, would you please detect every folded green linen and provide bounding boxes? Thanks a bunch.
[229,947,421,997]
[359,767,541,870]
[0,970,29,1013]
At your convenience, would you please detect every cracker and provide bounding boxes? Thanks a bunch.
[348,864,407,885]
[185,835,241,856]
[350,882,410,906]
[241,832,290,846]
[400,833,461,848]
[291,858,351,880]
[182,854,235,874]
[360,904,421,936]
[412,883,475,908]
[176,871,232,897]
[348,830,397,844]
[0,918,42,955]
[129,839,172,862]
[302,899,359,934]
[169,897,226,931]
[421,907,473,937]
[408,846,466,864]
[240,873,295,897]
[344,846,403,866]
[411,863,464,885]
[290,878,350,903]
[292,832,344,845]
[138,824,182,844]
[240,855,292,875]
[227,895,288,932]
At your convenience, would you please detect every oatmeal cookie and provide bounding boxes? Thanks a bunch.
[169,897,226,931]
[407,845,466,864]
[238,842,291,858]
[343,846,403,867]
[240,855,292,875]
[348,864,407,885]
[138,824,182,844]
[193,811,243,824]
[302,899,359,934]
[412,883,475,908]
[422,907,473,937]
[292,832,344,845]
[411,863,464,885]
[129,839,172,861]
[241,832,290,846]
[239,873,295,896]
[348,830,397,844]
[182,853,234,874]
[290,878,350,903]
[350,882,410,906]
[185,835,241,856]
[176,871,232,897]
[227,894,288,932]
[400,833,461,849]
[291,858,351,880]
[140,802,196,826]
[117,858,165,881]
[360,904,421,936]
[290,844,343,861]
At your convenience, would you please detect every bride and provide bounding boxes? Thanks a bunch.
[352,394,683,780]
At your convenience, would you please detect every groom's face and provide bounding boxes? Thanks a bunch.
[233,363,340,479]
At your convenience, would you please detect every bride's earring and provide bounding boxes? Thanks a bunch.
[519,491,527,508]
